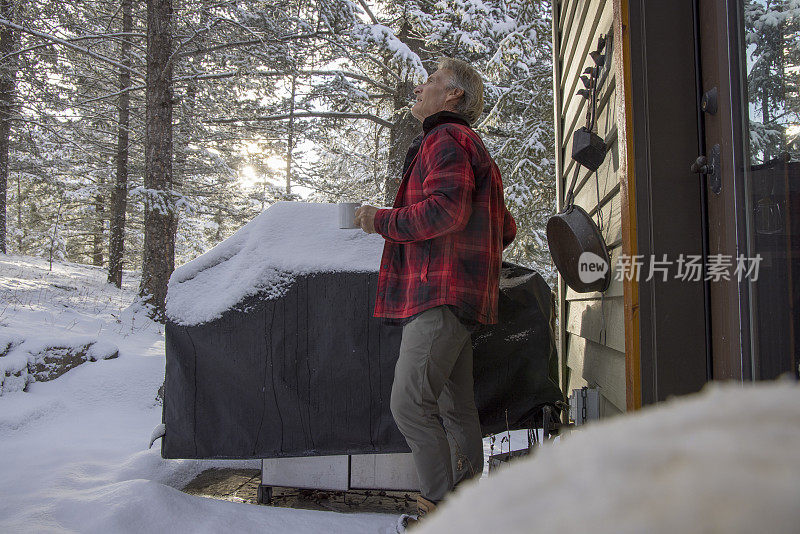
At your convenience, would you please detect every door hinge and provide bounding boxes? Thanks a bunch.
[691,143,722,194]
[701,87,718,115]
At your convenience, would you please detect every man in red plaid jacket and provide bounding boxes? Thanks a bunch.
[355,58,516,523]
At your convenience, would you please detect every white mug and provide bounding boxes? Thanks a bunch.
[338,202,362,229]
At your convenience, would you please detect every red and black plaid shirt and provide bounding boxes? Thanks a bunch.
[373,111,516,325]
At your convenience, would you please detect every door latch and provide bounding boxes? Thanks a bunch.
[690,155,714,175]
[701,87,718,115]
[690,144,722,194]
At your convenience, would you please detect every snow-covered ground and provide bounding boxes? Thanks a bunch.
[3,253,798,534]
[0,255,399,533]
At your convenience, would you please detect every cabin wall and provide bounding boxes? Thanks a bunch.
[552,0,626,415]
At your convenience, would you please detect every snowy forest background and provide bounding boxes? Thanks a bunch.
[1,0,797,320]
[0,0,556,319]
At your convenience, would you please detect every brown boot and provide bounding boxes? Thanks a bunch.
[400,496,438,531]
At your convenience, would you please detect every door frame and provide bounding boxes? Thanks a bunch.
[696,0,754,380]
[627,0,711,404]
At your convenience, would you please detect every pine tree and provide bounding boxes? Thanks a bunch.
[0,0,20,254]
[744,0,800,163]
[3,0,558,288]
[140,0,175,319]
[108,0,134,288]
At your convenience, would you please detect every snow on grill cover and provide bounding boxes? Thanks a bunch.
[162,202,561,459]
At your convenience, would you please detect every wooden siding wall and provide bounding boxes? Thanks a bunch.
[553,0,625,415]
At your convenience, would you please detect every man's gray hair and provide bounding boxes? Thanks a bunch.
[438,57,485,125]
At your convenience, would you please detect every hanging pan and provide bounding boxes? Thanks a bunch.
[547,35,612,294]
[546,165,611,294]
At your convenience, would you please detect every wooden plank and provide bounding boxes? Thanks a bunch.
[611,0,641,411]
[559,0,579,42]
[562,163,622,249]
[564,357,589,392]
[562,74,616,159]
[576,140,619,209]
[559,127,617,219]
[560,0,605,85]
[564,335,588,394]
[601,395,624,417]
[589,186,623,249]
[557,0,568,34]
[566,244,624,301]
[552,0,570,405]
[559,0,598,72]
[561,0,612,101]
[562,85,617,178]
[566,129,620,214]
[566,333,626,411]
[563,116,615,190]
[552,0,565,215]
[566,296,625,353]
[561,34,616,138]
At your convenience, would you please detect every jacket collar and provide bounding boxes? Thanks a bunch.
[422,110,471,135]
[400,111,472,180]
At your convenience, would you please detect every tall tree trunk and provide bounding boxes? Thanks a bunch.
[49,194,64,271]
[286,74,296,196]
[384,19,425,206]
[0,0,18,255]
[284,0,303,197]
[173,9,204,195]
[386,80,420,205]
[15,168,21,250]
[92,175,105,266]
[373,117,381,191]
[762,79,770,163]
[140,0,175,320]
[173,79,195,191]
[214,205,222,241]
[109,0,132,287]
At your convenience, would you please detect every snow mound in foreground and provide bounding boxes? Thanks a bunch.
[420,381,800,534]
[166,202,385,326]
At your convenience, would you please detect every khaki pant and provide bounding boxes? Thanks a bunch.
[390,305,484,503]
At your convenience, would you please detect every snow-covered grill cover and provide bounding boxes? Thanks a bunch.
[162,202,561,459]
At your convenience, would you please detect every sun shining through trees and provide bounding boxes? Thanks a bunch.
[0,0,555,280]
[239,165,260,188]
[239,138,317,200]
[238,139,288,190]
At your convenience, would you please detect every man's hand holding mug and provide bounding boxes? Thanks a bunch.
[355,205,379,234]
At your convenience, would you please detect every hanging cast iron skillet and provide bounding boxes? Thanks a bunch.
[546,165,612,294]
[547,35,612,294]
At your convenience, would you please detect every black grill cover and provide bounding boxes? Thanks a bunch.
[162,262,561,459]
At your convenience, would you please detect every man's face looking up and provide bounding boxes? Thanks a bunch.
[411,68,464,122]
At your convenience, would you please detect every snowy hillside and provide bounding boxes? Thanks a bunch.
[0,255,398,533]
